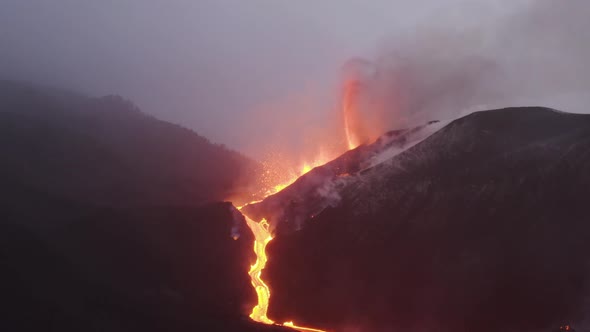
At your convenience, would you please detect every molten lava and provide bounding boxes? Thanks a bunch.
[238,160,330,331]
[343,78,362,149]
[244,216,274,324]
[342,59,387,150]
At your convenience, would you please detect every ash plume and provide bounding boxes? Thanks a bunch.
[346,0,590,131]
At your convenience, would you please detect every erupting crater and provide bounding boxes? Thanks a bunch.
[235,64,410,330]
[235,112,451,330]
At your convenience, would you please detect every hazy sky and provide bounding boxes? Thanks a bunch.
[2,0,588,161]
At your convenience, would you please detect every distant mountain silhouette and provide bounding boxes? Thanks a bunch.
[0,80,259,207]
[253,107,590,332]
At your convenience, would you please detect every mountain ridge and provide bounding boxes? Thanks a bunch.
[263,106,590,332]
[0,80,260,207]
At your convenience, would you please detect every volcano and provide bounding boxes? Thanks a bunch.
[4,79,590,332]
[241,107,590,332]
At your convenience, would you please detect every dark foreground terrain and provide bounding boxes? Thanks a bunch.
[256,107,590,332]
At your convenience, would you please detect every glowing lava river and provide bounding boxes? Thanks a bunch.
[238,162,329,332]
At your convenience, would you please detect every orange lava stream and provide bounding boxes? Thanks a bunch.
[245,216,274,323]
[283,321,329,332]
[238,161,329,332]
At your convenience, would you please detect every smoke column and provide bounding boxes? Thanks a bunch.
[341,1,590,132]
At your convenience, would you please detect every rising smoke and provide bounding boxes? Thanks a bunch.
[345,0,590,132]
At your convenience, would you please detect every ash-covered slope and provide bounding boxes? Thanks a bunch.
[264,107,590,332]
[241,120,447,235]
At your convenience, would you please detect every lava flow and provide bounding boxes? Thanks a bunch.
[238,160,330,332]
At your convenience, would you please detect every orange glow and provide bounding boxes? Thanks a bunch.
[283,321,328,332]
[238,155,332,331]
[342,79,362,149]
[301,163,313,175]
[342,66,389,150]
[299,158,323,176]
[261,156,330,197]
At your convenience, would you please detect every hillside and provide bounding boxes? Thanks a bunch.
[253,107,590,332]
[0,81,281,331]
[0,80,259,207]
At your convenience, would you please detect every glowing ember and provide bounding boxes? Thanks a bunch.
[238,157,332,331]
[262,157,328,196]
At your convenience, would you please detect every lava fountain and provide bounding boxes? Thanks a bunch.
[342,78,363,150]
[342,58,386,150]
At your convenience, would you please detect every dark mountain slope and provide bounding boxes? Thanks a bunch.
[0,199,296,332]
[0,81,282,331]
[264,107,590,332]
[0,80,259,206]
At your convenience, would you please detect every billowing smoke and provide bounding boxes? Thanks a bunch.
[344,0,590,132]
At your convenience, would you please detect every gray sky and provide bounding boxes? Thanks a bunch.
[2,0,588,162]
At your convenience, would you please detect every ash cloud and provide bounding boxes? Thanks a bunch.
[351,0,590,130]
